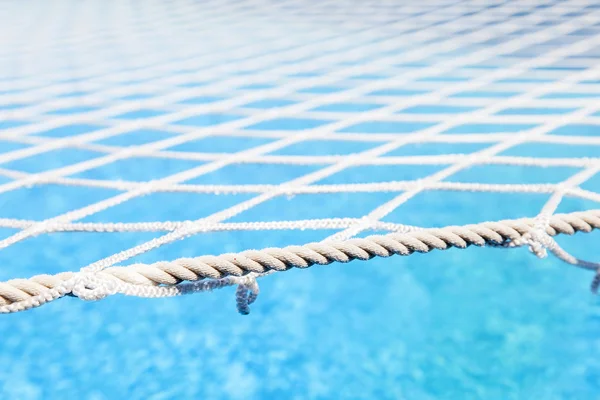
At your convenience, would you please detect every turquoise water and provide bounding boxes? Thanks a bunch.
[1,122,599,400]
[2,1,600,399]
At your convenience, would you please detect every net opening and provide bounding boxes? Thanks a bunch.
[1,0,600,315]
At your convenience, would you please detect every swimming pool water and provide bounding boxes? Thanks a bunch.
[2,1,600,399]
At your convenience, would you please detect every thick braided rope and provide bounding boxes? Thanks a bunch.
[1,209,600,312]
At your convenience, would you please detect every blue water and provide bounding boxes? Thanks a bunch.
[1,129,599,400]
[2,1,600,399]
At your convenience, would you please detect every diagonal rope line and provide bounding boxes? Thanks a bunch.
[0,0,599,315]
[2,5,596,260]
[1,209,599,313]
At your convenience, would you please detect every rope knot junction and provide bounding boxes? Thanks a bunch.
[71,272,119,302]
[68,270,263,315]
[2,210,600,315]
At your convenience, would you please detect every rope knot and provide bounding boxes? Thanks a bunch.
[71,272,118,301]
[506,227,552,259]
[509,225,600,293]
[524,228,551,259]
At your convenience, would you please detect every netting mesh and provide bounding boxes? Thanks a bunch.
[1,0,600,314]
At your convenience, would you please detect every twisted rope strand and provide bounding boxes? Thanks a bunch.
[1,209,599,314]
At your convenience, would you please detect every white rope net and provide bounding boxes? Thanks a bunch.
[1,0,600,314]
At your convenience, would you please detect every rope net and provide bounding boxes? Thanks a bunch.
[1,0,600,314]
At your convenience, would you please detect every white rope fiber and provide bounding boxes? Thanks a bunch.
[1,210,600,314]
[1,0,600,314]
